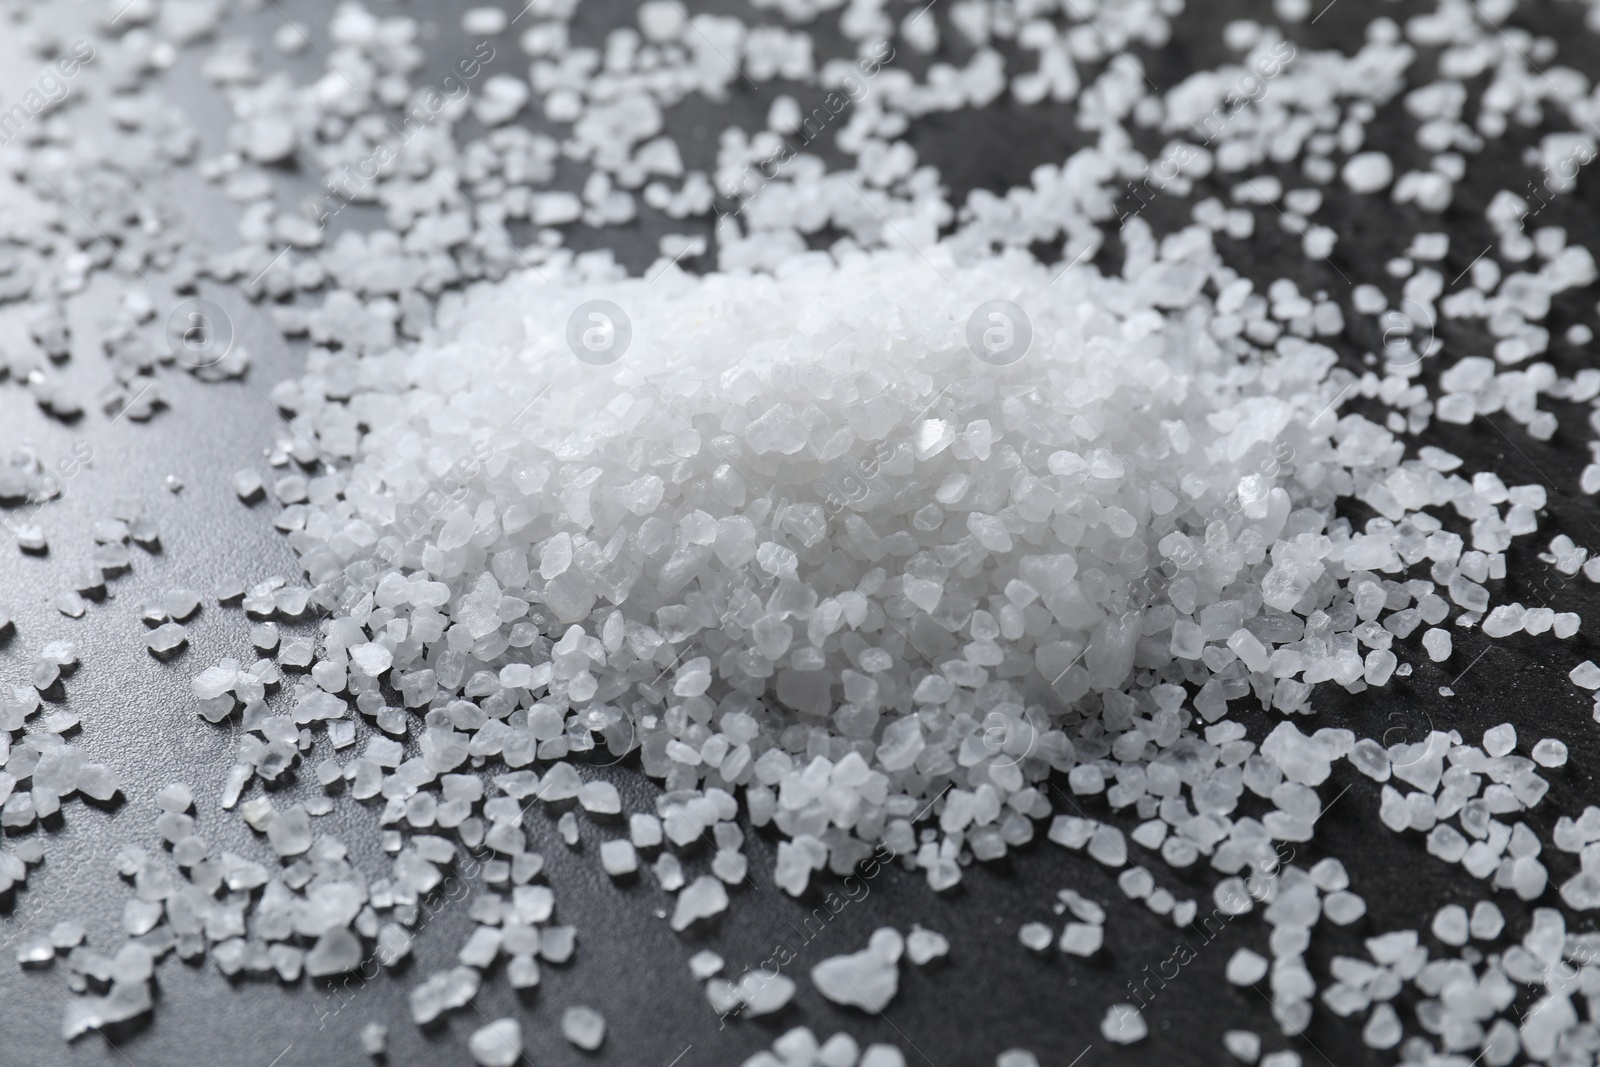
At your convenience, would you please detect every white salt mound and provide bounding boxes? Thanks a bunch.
[274,245,1369,895]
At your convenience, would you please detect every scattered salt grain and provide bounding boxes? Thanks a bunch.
[1533,739,1569,767]
[561,1006,606,1051]
[812,929,903,1012]
[600,839,638,876]
[1225,949,1268,985]
[1431,905,1469,946]
[670,876,728,931]
[469,1019,522,1067]
[1058,923,1102,957]
[1018,922,1052,952]
[1102,1004,1146,1044]
[361,1023,387,1057]
[1571,661,1600,689]
[905,926,948,965]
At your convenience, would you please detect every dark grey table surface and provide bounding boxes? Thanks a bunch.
[2,1,1599,1065]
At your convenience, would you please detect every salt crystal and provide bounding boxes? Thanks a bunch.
[1361,1003,1400,1049]
[1225,948,1268,985]
[738,972,796,1015]
[1481,723,1516,758]
[1018,922,1052,952]
[905,925,948,964]
[1342,152,1394,193]
[1101,1003,1147,1044]
[232,469,263,500]
[1222,1030,1260,1062]
[689,950,724,978]
[469,1019,522,1067]
[146,623,188,655]
[578,780,622,814]
[561,1006,606,1051]
[1466,901,1503,940]
[1571,661,1600,689]
[1058,923,1102,957]
[1533,738,1568,767]
[670,876,728,931]
[304,928,361,977]
[1431,904,1469,945]
[461,7,509,35]
[995,1051,1039,1067]
[600,839,638,876]
[811,928,903,1011]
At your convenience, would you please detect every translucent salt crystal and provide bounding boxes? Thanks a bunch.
[1342,152,1393,193]
[818,1033,859,1067]
[49,922,85,949]
[361,1023,387,1056]
[349,643,392,676]
[16,525,46,551]
[146,623,188,655]
[1469,901,1504,940]
[1422,629,1452,661]
[578,780,621,814]
[461,6,509,34]
[600,839,638,876]
[811,928,903,1011]
[1101,1003,1147,1044]
[409,967,482,1024]
[689,950,724,978]
[459,926,501,968]
[232,469,263,500]
[164,589,202,621]
[906,925,948,964]
[996,1051,1040,1067]
[1222,1030,1260,1062]
[77,765,121,802]
[1225,948,1268,985]
[1559,870,1600,910]
[304,927,362,977]
[190,664,238,700]
[1431,904,1469,945]
[558,811,580,846]
[670,876,728,931]
[738,972,796,1015]
[1483,723,1516,757]
[1018,922,1052,951]
[1571,661,1600,689]
[1361,1002,1401,1049]
[629,813,663,848]
[157,783,193,813]
[17,937,54,964]
[1261,723,1331,786]
[1554,613,1581,638]
[508,955,540,989]
[1058,923,1102,957]
[1482,604,1525,637]
[1532,738,1568,767]
[654,853,685,892]
[561,1006,606,1051]
[860,1046,907,1067]
[469,1019,523,1067]
[1323,892,1366,925]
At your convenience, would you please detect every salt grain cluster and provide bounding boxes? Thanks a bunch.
[6,0,1600,1063]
